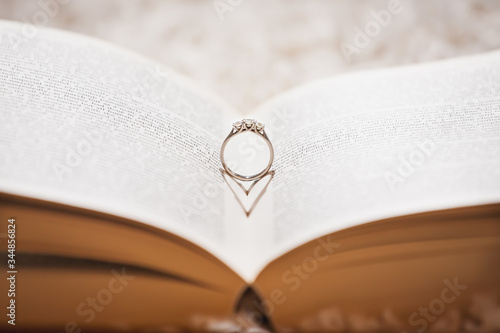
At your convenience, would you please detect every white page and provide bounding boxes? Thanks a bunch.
[243,51,500,279]
[0,20,250,267]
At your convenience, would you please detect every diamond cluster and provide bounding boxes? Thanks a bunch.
[233,119,265,133]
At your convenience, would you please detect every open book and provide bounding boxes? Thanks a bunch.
[1,19,499,332]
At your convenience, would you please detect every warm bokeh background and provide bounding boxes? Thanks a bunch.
[1,0,499,112]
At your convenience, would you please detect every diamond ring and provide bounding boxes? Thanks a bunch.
[220,119,274,182]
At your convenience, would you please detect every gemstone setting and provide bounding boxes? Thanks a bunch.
[232,119,265,133]
[232,121,242,130]
[243,119,255,127]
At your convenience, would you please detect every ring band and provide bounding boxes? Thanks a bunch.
[220,119,274,181]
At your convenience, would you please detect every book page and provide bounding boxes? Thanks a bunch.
[248,51,500,274]
[0,20,239,260]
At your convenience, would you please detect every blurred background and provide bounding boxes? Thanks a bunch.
[1,0,499,113]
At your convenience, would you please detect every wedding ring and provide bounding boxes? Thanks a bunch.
[220,119,274,181]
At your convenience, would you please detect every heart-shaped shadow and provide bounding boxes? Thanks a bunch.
[220,169,275,217]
